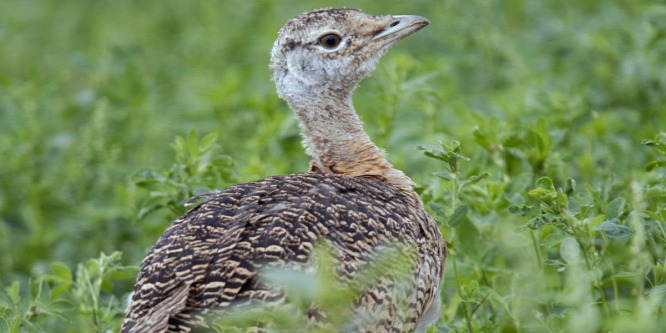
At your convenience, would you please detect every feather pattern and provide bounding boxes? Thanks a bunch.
[121,173,445,332]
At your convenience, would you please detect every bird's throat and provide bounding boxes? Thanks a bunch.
[286,91,414,190]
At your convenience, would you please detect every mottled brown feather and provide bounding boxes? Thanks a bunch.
[122,173,445,332]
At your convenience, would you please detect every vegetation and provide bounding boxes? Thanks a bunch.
[1,0,665,331]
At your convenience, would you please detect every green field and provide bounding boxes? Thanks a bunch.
[1,0,665,331]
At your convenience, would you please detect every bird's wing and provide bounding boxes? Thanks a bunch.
[121,173,444,332]
[121,179,264,332]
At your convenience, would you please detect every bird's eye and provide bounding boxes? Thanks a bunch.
[319,34,342,49]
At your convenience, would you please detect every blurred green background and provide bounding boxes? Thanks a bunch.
[1,0,665,331]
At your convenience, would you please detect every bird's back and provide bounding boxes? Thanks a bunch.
[121,173,445,332]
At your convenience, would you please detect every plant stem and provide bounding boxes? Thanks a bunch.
[529,231,542,268]
[529,231,555,317]
[451,250,474,332]
[449,170,473,331]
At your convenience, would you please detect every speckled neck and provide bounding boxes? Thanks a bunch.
[283,87,415,192]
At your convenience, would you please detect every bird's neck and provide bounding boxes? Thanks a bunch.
[285,89,415,191]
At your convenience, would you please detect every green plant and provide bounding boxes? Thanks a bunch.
[131,129,237,220]
[1,0,665,331]
[0,252,136,332]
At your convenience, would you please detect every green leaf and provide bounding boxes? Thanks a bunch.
[613,271,640,279]
[433,171,454,181]
[646,285,666,301]
[101,279,114,292]
[444,140,462,152]
[508,204,535,217]
[8,281,19,303]
[428,202,447,220]
[187,128,200,160]
[543,259,566,266]
[564,178,576,196]
[646,186,666,198]
[105,266,140,281]
[535,177,555,190]
[534,117,551,157]
[642,133,666,155]
[200,132,219,151]
[646,160,666,171]
[593,221,633,239]
[507,205,521,215]
[473,127,492,150]
[449,205,469,227]
[506,172,533,193]
[529,177,568,212]
[419,140,470,173]
[526,215,550,229]
[419,145,448,162]
[457,215,482,262]
[560,237,582,264]
[606,197,626,221]
[506,147,528,159]
[505,193,525,205]
[541,233,566,248]
[9,314,20,333]
[461,172,490,186]
[587,214,606,229]
[172,136,187,160]
[528,188,556,202]
[644,210,663,223]
[50,283,72,300]
[50,262,72,281]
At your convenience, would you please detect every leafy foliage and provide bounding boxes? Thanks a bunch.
[0,0,665,331]
[0,252,136,332]
[132,129,237,220]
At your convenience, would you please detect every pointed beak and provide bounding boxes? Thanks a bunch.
[371,15,430,44]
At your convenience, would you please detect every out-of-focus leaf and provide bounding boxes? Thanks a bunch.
[449,205,469,227]
[543,259,566,266]
[460,172,490,186]
[433,172,454,181]
[50,262,72,282]
[526,215,550,230]
[613,272,640,279]
[646,160,666,171]
[541,233,566,248]
[606,197,626,221]
[10,315,20,333]
[646,186,666,198]
[593,221,633,239]
[564,178,576,196]
[428,202,447,221]
[560,237,582,264]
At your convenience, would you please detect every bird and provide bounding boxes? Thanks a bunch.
[121,8,446,333]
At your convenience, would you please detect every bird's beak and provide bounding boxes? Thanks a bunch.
[371,15,430,45]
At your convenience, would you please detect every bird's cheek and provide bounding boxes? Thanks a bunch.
[285,55,318,85]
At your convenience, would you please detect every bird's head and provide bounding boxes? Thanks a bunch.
[271,8,429,102]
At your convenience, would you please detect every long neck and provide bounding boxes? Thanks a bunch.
[285,89,414,190]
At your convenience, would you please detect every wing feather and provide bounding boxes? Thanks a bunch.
[121,173,445,333]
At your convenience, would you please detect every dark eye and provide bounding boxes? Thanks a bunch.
[319,34,342,49]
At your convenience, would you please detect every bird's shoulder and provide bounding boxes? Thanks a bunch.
[175,172,424,236]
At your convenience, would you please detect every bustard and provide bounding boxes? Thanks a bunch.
[122,8,446,332]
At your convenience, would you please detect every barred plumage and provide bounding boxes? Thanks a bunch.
[122,8,446,333]
[122,174,445,332]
